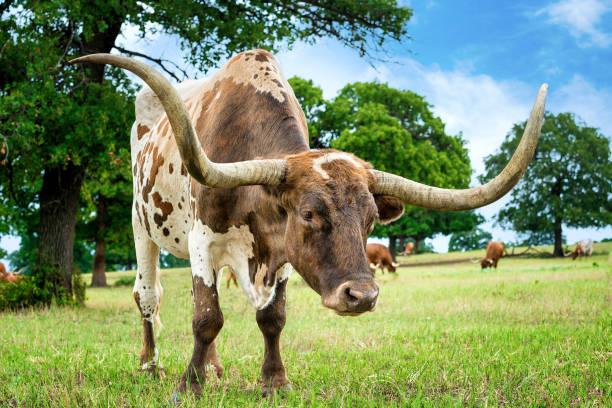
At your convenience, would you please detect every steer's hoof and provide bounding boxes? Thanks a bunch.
[262,382,292,398]
[209,363,223,379]
[140,364,166,379]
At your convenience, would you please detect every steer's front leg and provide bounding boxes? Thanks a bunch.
[256,279,291,397]
[175,275,223,397]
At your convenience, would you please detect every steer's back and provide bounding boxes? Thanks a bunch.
[129,50,309,260]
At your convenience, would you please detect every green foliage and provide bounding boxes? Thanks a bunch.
[287,76,326,147]
[480,112,612,255]
[449,227,493,252]
[113,276,136,287]
[0,278,43,311]
[160,251,190,269]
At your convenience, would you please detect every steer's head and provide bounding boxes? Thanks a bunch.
[281,151,404,315]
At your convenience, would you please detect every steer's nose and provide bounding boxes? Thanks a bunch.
[323,280,379,315]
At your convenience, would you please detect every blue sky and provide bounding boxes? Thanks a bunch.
[2,0,611,266]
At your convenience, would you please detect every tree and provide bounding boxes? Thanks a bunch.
[77,143,134,286]
[0,1,413,304]
[480,112,612,257]
[449,227,492,252]
[287,77,326,147]
[320,82,480,257]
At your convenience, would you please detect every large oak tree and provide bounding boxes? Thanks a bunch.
[479,112,612,257]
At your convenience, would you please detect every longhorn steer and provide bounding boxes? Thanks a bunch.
[71,50,547,399]
[367,243,398,274]
[481,241,504,269]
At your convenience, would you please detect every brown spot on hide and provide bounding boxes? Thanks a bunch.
[137,124,150,140]
[255,52,269,62]
[160,119,170,137]
[133,164,137,177]
[169,163,174,174]
[142,146,164,203]
[178,202,182,210]
[141,204,151,237]
[151,192,173,227]
[175,238,180,243]
[181,165,187,176]
[253,74,258,79]
[271,79,283,89]
[163,228,169,236]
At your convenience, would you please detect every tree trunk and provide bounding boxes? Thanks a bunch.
[553,217,564,257]
[37,163,86,299]
[91,198,108,287]
[414,238,421,253]
[91,239,107,286]
[398,236,406,254]
[388,235,397,261]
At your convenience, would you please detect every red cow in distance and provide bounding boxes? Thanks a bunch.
[0,262,23,283]
[402,242,414,256]
[366,244,398,274]
[481,241,504,269]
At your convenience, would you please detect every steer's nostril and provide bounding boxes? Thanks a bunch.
[345,287,359,302]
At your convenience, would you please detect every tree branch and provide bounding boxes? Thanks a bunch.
[113,46,188,82]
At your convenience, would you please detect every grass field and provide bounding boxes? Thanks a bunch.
[1,244,610,407]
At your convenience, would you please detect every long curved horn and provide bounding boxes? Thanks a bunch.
[69,54,287,188]
[371,84,547,211]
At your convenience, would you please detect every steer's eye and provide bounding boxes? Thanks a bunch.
[302,210,313,221]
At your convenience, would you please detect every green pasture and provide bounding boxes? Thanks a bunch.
[1,244,610,407]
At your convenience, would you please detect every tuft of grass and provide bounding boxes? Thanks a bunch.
[0,248,610,407]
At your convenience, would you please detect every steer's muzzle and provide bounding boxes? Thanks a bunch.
[322,280,379,316]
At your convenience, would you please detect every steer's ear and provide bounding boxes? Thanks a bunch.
[374,195,404,225]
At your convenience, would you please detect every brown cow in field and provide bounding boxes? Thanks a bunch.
[0,262,23,283]
[572,239,593,260]
[366,244,398,274]
[402,242,414,256]
[481,241,504,269]
[70,50,546,399]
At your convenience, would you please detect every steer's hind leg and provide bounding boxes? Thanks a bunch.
[256,279,291,397]
[133,228,165,377]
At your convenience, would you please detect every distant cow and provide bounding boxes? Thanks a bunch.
[572,239,593,260]
[0,262,23,283]
[481,241,504,269]
[367,244,398,274]
[402,242,414,256]
[225,267,238,289]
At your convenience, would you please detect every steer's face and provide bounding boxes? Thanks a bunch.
[282,151,404,315]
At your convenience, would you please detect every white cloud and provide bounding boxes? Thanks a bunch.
[537,0,612,47]
[551,74,612,136]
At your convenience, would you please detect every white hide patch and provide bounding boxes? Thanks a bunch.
[141,347,159,370]
[188,220,293,310]
[312,153,363,180]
